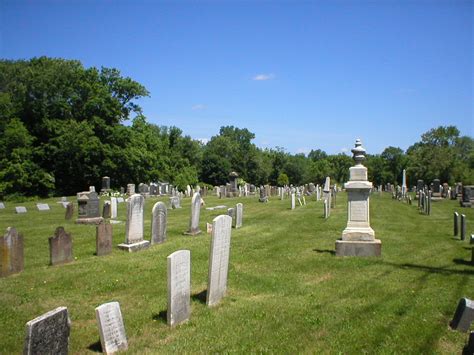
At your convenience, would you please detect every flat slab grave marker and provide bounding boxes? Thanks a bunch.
[36,203,50,211]
[450,298,474,332]
[118,194,149,252]
[49,227,73,266]
[151,202,167,245]
[167,250,191,326]
[0,227,24,277]
[24,307,70,355]
[96,223,113,256]
[95,302,128,354]
[15,206,27,214]
[206,215,232,306]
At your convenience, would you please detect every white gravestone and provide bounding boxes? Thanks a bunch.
[0,202,5,209]
[110,197,117,219]
[235,203,243,229]
[167,250,191,326]
[206,215,232,306]
[118,194,149,252]
[15,206,27,214]
[184,192,202,236]
[151,202,167,244]
[24,306,70,355]
[117,197,124,203]
[291,193,295,210]
[336,139,381,256]
[36,203,50,211]
[95,302,128,354]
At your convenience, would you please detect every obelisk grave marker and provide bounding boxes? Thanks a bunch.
[335,139,381,257]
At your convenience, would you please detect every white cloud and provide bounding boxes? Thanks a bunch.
[341,147,349,153]
[253,73,275,81]
[197,138,209,144]
[192,104,207,111]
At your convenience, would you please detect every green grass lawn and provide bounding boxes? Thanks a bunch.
[1,192,473,353]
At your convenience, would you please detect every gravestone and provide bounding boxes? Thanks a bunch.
[167,250,191,326]
[76,190,102,224]
[229,171,239,197]
[117,197,124,203]
[291,193,295,210]
[461,186,472,208]
[461,214,466,241]
[401,169,407,198]
[16,206,27,214]
[0,227,24,277]
[454,212,459,236]
[49,227,73,266]
[0,202,5,209]
[36,203,50,211]
[24,307,70,355]
[118,194,149,252]
[336,139,381,257]
[466,331,474,354]
[95,302,128,354]
[227,208,235,226]
[101,176,111,192]
[170,196,181,209]
[127,184,135,195]
[110,197,117,219]
[206,215,232,306]
[324,199,329,219]
[184,193,202,236]
[450,298,474,332]
[151,202,167,245]
[65,202,74,220]
[89,185,96,192]
[96,223,113,256]
[259,186,268,203]
[416,180,424,195]
[102,201,111,219]
[235,203,243,229]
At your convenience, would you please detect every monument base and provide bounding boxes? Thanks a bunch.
[335,239,382,257]
[75,217,104,225]
[461,202,472,208]
[117,240,150,252]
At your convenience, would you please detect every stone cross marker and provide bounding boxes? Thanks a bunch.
[235,203,243,229]
[336,139,381,257]
[24,307,70,355]
[65,202,74,220]
[110,197,117,219]
[36,203,50,211]
[49,227,73,266]
[118,194,149,252]
[151,202,167,245]
[167,250,191,326]
[0,227,24,277]
[15,206,27,214]
[206,215,232,306]
[96,223,113,256]
[450,298,474,332]
[184,192,202,236]
[95,302,128,354]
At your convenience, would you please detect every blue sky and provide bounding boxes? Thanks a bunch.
[1,0,472,155]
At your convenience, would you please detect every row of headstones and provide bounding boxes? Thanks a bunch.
[0,202,65,214]
[21,214,233,354]
[418,189,432,215]
[453,212,474,264]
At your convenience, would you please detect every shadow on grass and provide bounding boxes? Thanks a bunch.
[313,249,335,256]
[87,340,102,353]
[383,262,474,275]
[453,259,473,266]
[152,310,167,324]
[191,290,207,304]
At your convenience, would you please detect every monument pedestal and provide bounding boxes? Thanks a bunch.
[335,239,381,257]
[117,240,150,252]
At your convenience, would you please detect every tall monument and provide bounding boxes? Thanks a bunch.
[335,139,381,257]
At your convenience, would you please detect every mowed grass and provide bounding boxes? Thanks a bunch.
[1,192,474,353]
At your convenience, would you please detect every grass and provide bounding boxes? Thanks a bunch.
[1,192,473,353]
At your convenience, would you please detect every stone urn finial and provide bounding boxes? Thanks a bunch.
[351,138,366,166]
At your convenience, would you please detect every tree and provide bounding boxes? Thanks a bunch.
[277,172,289,186]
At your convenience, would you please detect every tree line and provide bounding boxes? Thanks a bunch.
[0,57,472,197]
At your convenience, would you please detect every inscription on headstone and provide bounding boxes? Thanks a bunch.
[95,302,128,354]
[167,250,191,326]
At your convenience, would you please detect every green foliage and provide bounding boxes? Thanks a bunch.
[276,172,289,186]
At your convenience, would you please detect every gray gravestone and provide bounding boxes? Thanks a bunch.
[461,214,466,241]
[102,201,111,219]
[95,302,128,354]
[184,193,202,236]
[36,203,50,211]
[235,203,243,229]
[76,190,102,224]
[206,215,232,306]
[227,208,235,226]
[127,184,135,195]
[450,298,474,332]
[16,206,27,214]
[111,197,117,219]
[24,307,70,355]
[0,227,24,277]
[65,202,74,220]
[96,223,113,256]
[167,250,191,326]
[454,212,459,236]
[101,176,110,191]
[151,202,167,245]
[49,227,73,266]
[118,194,149,252]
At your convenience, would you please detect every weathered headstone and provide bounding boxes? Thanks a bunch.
[461,186,472,208]
[110,197,117,219]
[101,176,111,192]
[0,227,24,277]
[336,139,381,257]
[151,202,167,245]
[76,190,102,224]
[461,214,466,241]
[450,298,474,332]
[36,203,50,211]
[49,227,73,266]
[102,201,111,219]
[235,203,243,229]
[24,307,70,355]
[206,215,232,306]
[96,223,113,256]
[118,194,149,252]
[65,202,74,220]
[184,193,202,236]
[15,206,27,214]
[454,212,459,236]
[167,250,191,326]
[95,302,128,354]
[227,208,235,226]
[259,186,268,203]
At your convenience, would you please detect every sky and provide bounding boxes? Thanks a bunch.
[1,0,472,155]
